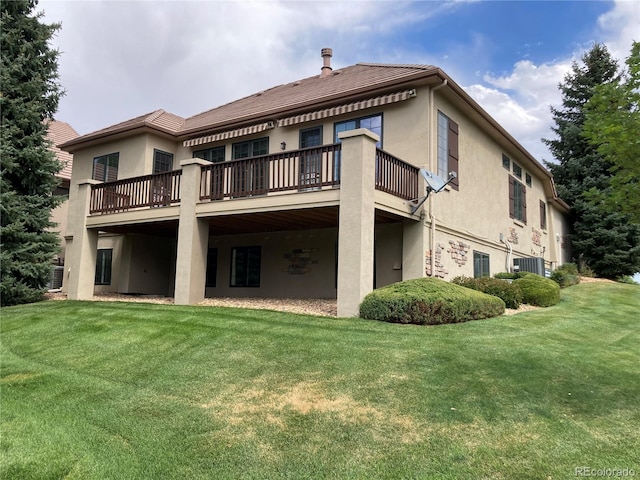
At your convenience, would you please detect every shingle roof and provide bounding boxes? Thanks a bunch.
[182,63,438,135]
[59,110,185,149]
[59,63,439,150]
[46,120,79,180]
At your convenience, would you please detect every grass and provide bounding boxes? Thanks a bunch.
[1,282,639,479]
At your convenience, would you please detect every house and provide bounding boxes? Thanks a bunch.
[59,49,570,316]
[46,120,78,289]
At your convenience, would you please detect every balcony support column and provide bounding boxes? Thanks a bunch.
[174,159,210,305]
[337,129,379,317]
[66,180,100,300]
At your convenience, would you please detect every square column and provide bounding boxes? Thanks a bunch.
[174,159,210,305]
[337,129,379,317]
[66,180,100,300]
[402,214,429,280]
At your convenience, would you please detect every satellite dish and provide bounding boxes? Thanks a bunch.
[421,169,447,192]
[409,169,457,213]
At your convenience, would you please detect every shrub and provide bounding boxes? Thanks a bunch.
[551,263,581,288]
[494,272,528,280]
[359,277,505,325]
[512,274,561,307]
[452,276,523,309]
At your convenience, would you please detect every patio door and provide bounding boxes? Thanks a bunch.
[299,126,323,191]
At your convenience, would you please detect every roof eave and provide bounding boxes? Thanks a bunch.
[59,124,179,153]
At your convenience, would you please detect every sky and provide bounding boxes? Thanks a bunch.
[40,0,639,165]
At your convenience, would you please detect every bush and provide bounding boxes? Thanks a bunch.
[452,276,523,309]
[359,277,505,325]
[551,263,581,288]
[512,274,561,307]
[494,272,528,280]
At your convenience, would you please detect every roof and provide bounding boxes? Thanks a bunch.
[59,109,185,150]
[59,64,439,149]
[46,120,79,180]
[182,63,438,135]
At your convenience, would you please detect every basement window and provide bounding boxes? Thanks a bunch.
[230,246,261,287]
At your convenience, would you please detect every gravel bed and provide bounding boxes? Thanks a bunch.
[46,292,337,317]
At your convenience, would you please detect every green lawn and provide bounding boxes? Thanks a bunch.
[1,282,638,479]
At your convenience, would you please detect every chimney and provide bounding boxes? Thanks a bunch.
[320,48,333,77]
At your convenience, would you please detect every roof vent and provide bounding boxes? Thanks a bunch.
[320,48,333,78]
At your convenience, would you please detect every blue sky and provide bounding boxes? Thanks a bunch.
[42,0,638,164]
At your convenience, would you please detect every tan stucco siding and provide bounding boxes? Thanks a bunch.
[430,95,558,275]
[205,228,339,299]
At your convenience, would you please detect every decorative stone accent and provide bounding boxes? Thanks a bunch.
[425,243,448,278]
[531,228,542,247]
[447,240,470,267]
[508,227,519,244]
[283,248,319,275]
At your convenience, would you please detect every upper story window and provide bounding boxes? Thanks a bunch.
[300,126,323,148]
[92,153,119,182]
[526,173,532,187]
[194,146,225,163]
[334,114,382,147]
[540,200,547,230]
[509,176,527,224]
[513,162,522,179]
[232,137,268,159]
[502,154,511,170]
[437,111,459,190]
[153,150,174,174]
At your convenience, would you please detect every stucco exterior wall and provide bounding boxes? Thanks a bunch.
[205,228,338,299]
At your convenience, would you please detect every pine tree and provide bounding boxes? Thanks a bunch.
[1,0,64,306]
[583,42,640,223]
[544,44,640,278]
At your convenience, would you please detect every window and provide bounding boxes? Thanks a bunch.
[194,146,225,163]
[473,251,490,278]
[206,248,218,288]
[437,111,459,190]
[92,153,119,182]
[334,114,382,146]
[299,126,323,190]
[509,176,527,223]
[230,246,261,287]
[513,162,522,179]
[300,126,323,148]
[502,154,511,170]
[95,249,112,285]
[231,138,269,196]
[540,200,547,230]
[526,173,532,187]
[232,138,268,159]
[153,150,174,174]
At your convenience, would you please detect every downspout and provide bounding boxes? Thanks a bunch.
[500,233,513,273]
[428,79,447,277]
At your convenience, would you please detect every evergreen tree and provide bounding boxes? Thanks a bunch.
[1,0,64,306]
[544,44,640,278]
[583,42,640,223]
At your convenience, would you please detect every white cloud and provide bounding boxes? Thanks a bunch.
[464,0,638,164]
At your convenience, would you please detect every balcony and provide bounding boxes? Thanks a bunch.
[89,145,418,215]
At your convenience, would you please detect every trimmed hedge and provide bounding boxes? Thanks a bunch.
[512,273,561,307]
[494,272,529,280]
[452,276,523,309]
[359,277,505,325]
[551,263,581,288]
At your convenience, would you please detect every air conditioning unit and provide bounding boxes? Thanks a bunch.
[513,257,545,276]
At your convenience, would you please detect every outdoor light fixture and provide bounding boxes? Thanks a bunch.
[280,141,286,150]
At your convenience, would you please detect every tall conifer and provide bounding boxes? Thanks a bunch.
[1,0,64,305]
[544,44,640,278]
